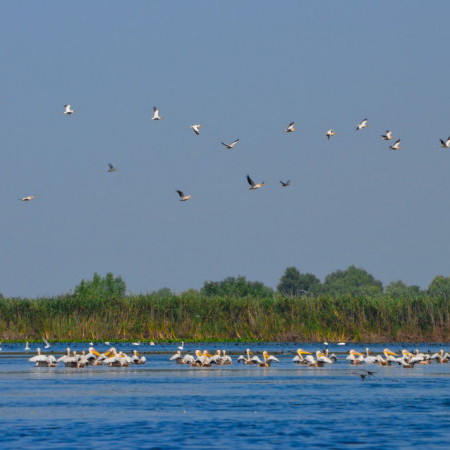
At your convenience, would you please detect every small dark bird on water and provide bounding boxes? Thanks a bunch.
[359,370,375,381]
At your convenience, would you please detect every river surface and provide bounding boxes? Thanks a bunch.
[0,342,449,449]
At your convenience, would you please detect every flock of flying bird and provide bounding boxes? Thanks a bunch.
[25,342,450,377]
[17,104,450,203]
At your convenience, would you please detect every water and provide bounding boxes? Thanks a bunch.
[1,343,449,448]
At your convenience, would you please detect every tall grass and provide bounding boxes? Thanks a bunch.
[0,294,449,342]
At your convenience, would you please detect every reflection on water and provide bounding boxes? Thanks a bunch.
[1,343,449,448]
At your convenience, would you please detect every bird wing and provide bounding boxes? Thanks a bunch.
[246,175,255,186]
[231,139,240,145]
[176,190,184,198]
[43,337,50,347]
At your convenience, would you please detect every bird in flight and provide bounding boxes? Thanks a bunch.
[190,124,202,135]
[389,139,401,150]
[63,104,75,115]
[247,175,265,190]
[19,195,35,201]
[176,190,192,201]
[43,337,51,349]
[280,180,291,187]
[381,130,393,140]
[107,163,118,173]
[151,106,163,120]
[221,139,240,149]
[440,137,450,148]
[356,118,368,130]
[285,122,296,133]
[325,129,336,140]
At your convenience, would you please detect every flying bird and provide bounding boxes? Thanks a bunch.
[151,106,163,120]
[440,137,450,148]
[176,190,192,201]
[221,139,240,149]
[190,124,202,135]
[285,122,296,133]
[43,337,51,349]
[356,118,368,130]
[389,139,401,150]
[247,175,265,190]
[107,163,118,172]
[280,180,291,187]
[63,104,75,115]
[19,195,35,202]
[325,129,336,140]
[381,130,393,140]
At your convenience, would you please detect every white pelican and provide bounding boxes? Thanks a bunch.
[151,106,163,120]
[57,347,71,365]
[149,341,155,346]
[316,350,333,365]
[107,163,118,173]
[63,104,75,115]
[246,174,265,190]
[285,122,296,133]
[43,337,51,349]
[396,350,417,368]
[346,350,365,365]
[440,137,450,148]
[251,351,280,367]
[29,348,54,367]
[0,342,2,351]
[190,124,202,135]
[389,139,401,150]
[237,348,256,365]
[337,342,346,346]
[363,348,381,364]
[325,129,336,140]
[379,348,398,365]
[132,340,141,346]
[221,350,232,365]
[280,180,291,187]
[356,118,368,130]
[85,347,101,365]
[292,349,312,364]
[178,341,184,350]
[104,341,110,345]
[431,349,450,363]
[381,130,393,140]
[19,196,35,202]
[176,190,192,201]
[25,342,31,351]
[221,139,240,149]
[132,350,146,364]
[191,350,213,367]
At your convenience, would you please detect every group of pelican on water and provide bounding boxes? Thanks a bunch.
[29,347,146,368]
[28,346,450,369]
[168,347,450,369]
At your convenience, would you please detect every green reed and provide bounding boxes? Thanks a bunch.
[0,293,448,342]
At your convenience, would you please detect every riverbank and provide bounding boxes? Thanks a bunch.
[0,294,448,342]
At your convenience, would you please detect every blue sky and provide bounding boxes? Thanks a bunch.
[1,1,450,297]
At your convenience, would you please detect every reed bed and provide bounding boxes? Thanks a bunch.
[0,294,449,342]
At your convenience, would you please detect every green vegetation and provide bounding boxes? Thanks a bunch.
[0,268,449,342]
[0,292,448,342]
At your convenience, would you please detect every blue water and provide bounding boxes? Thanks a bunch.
[1,342,449,448]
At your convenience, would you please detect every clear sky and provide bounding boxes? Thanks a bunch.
[1,1,450,297]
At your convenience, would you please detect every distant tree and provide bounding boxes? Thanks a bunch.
[428,275,450,299]
[322,265,383,296]
[201,276,273,298]
[149,287,174,297]
[277,267,321,297]
[74,272,126,297]
[385,280,421,298]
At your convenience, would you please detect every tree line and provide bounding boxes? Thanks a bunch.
[42,266,450,300]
